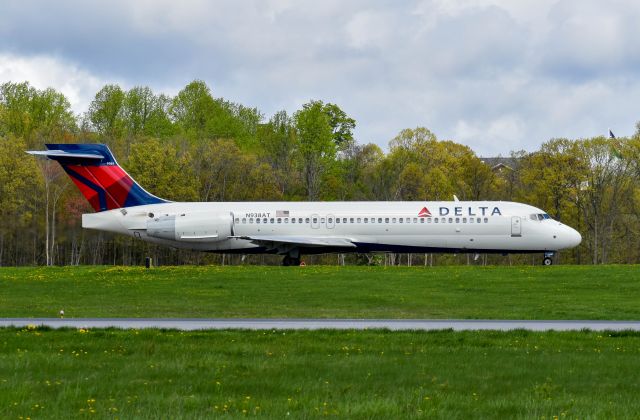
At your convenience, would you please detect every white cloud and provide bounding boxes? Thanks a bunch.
[0,53,112,114]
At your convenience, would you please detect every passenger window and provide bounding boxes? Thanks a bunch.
[320,218,325,223]
[235,218,239,223]
[264,218,268,224]
[378,218,383,223]
[484,217,488,223]
[284,218,289,223]
[420,218,424,223]
[392,218,396,223]
[413,218,418,223]
[406,218,411,223]
[328,218,333,223]
[455,218,459,223]
[426,218,431,223]
[399,218,403,224]
[305,218,310,223]
[364,218,368,223]
[441,218,446,223]
[291,218,296,224]
[336,218,340,224]
[357,218,361,223]
[470,218,474,223]
[462,218,467,223]
[343,218,347,223]
[449,218,453,223]
[300,218,304,223]
[477,218,481,223]
[434,218,439,224]
[313,218,318,223]
[256,218,261,224]
[270,218,274,223]
[242,218,246,224]
[277,218,282,223]
[385,218,389,223]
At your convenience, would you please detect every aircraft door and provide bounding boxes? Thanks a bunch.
[311,214,320,229]
[511,216,522,237]
[326,214,335,229]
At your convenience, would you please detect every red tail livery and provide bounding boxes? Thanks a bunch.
[28,144,167,212]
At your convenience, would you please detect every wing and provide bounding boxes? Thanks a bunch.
[232,235,356,254]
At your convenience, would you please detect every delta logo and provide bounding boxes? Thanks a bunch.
[418,207,432,217]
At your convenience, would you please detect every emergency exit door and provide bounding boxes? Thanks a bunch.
[511,216,522,237]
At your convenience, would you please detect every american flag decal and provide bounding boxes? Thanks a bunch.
[418,207,432,217]
[276,210,290,217]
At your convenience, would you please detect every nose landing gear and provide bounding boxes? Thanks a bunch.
[542,252,555,266]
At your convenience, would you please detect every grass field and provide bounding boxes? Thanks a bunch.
[1,327,639,418]
[1,265,639,319]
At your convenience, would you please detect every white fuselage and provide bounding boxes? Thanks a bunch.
[82,200,582,255]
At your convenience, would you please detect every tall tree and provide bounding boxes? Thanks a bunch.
[169,80,216,139]
[294,100,335,200]
[88,84,125,138]
[322,103,356,150]
[0,82,75,146]
[257,110,299,195]
[126,138,198,201]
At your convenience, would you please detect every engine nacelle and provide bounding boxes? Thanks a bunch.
[146,212,233,242]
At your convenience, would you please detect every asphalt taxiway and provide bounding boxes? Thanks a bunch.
[1,318,639,331]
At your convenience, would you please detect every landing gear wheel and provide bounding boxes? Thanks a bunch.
[543,256,553,266]
[282,256,301,266]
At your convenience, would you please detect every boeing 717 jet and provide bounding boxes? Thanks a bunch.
[28,144,581,265]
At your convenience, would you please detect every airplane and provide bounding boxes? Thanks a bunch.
[28,143,582,266]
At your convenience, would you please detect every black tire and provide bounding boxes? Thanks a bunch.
[543,257,553,266]
[291,257,301,266]
[282,256,291,266]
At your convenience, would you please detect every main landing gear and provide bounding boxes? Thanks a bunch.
[282,255,301,266]
[543,252,555,266]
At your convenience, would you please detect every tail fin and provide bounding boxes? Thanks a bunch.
[28,143,168,212]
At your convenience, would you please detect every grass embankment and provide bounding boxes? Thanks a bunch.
[1,327,639,418]
[1,265,639,319]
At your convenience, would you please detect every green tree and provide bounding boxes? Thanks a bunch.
[126,138,198,201]
[88,84,125,138]
[322,103,356,150]
[0,82,75,146]
[170,80,216,139]
[294,100,336,200]
[0,135,42,265]
[257,111,299,196]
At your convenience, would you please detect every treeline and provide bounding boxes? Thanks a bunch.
[1,80,639,266]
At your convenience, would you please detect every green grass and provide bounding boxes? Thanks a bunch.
[0,266,640,320]
[1,327,639,418]
[1,265,640,319]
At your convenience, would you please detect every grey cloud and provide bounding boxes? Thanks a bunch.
[1,0,639,155]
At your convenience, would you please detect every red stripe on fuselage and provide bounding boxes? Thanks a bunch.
[67,165,134,211]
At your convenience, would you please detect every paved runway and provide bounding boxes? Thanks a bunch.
[1,318,640,331]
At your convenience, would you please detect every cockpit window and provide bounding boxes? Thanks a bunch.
[530,213,552,221]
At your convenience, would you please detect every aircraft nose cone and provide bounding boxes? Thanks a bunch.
[566,227,582,248]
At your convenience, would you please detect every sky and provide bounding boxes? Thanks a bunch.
[1,0,639,156]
